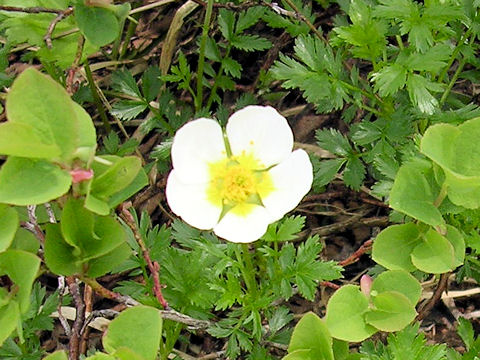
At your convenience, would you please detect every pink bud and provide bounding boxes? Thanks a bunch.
[360,274,373,297]
[70,169,94,183]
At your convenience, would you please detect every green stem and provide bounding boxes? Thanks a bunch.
[206,45,232,110]
[234,244,257,297]
[84,61,111,132]
[434,183,448,208]
[439,58,466,106]
[195,0,214,112]
[437,27,473,83]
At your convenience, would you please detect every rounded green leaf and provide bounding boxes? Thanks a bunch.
[283,349,315,360]
[325,285,377,342]
[0,205,19,252]
[90,155,142,199]
[288,312,334,360]
[0,157,71,206]
[10,228,40,254]
[372,223,420,272]
[6,68,78,160]
[0,301,20,346]
[44,224,82,276]
[61,197,94,250]
[43,351,68,360]
[85,353,116,360]
[103,306,162,360]
[85,242,131,278]
[411,228,455,273]
[0,122,60,159]
[0,250,40,313]
[421,118,480,209]
[389,160,444,227]
[445,225,465,268]
[75,3,120,46]
[371,270,421,305]
[365,291,417,332]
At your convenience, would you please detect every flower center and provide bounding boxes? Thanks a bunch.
[207,152,274,215]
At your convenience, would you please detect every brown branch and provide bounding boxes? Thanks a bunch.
[80,277,211,330]
[66,277,85,360]
[44,7,73,48]
[339,239,373,267]
[0,5,64,13]
[416,272,450,321]
[119,202,169,309]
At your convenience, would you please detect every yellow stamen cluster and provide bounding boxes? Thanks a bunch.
[207,152,274,216]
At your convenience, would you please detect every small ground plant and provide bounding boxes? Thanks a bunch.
[0,0,479,359]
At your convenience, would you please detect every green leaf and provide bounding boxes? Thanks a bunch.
[371,64,407,97]
[389,159,444,227]
[90,155,142,199]
[111,70,142,98]
[0,249,40,312]
[236,6,264,32]
[0,205,18,252]
[0,122,60,159]
[365,291,417,332]
[372,223,421,272]
[231,34,271,51]
[43,351,68,360]
[411,228,455,273]
[457,317,474,351]
[5,68,78,160]
[85,353,116,360]
[406,74,442,114]
[420,118,480,209]
[44,224,82,276]
[103,306,162,360]
[445,225,465,268]
[343,156,365,190]
[315,128,352,156]
[325,285,377,342]
[371,270,422,305]
[0,301,20,347]
[61,197,94,250]
[110,101,147,121]
[107,167,149,208]
[0,157,71,206]
[222,57,242,79]
[75,2,120,46]
[283,349,315,360]
[314,158,345,188]
[287,312,334,360]
[85,242,131,278]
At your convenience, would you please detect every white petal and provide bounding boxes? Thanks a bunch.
[214,205,271,243]
[262,149,313,221]
[171,118,227,184]
[166,170,222,230]
[226,106,294,168]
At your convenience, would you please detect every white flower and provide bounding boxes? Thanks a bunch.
[166,105,313,243]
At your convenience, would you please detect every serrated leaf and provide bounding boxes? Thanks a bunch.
[343,156,365,190]
[315,128,352,156]
[406,73,442,114]
[314,158,345,188]
[371,64,407,97]
[236,6,264,32]
[111,70,142,98]
[222,57,242,78]
[231,34,271,51]
[111,100,147,121]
